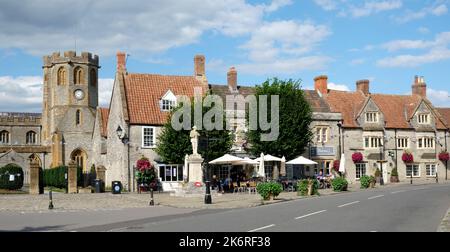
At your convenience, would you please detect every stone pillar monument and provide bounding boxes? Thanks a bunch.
[29,158,41,195]
[68,160,78,194]
[188,126,204,183]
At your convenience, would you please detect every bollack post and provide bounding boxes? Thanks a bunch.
[149,188,154,206]
[48,187,54,210]
[204,181,212,204]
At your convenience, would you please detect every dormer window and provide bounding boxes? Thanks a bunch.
[418,113,430,124]
[160,90,177,112]
[365,112,378,123]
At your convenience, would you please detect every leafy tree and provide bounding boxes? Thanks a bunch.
[247,78,313,160]
[156,97,233,164]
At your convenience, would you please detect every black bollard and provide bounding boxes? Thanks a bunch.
[436,172,439,184]
[204,181,212,204]
[48,188,54,210]
[149,188,154,206]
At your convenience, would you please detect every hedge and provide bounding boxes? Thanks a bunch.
[43,166,90,188]
[0,164,24,190]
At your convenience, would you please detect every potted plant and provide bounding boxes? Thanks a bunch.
[439,151,449,163]
[136,156,157,192]
[369,176,376,188]
[352,152,363,163]
[390,167,399,183]
[402,150,414,163]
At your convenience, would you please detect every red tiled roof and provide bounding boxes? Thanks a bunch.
[99,108,109,138]
[370,94,421,129]
[325,90,366,127]
[437,108,450,128]
[326,91,447,129]
[123,74,207,125]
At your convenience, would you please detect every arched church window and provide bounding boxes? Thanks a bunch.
[76,110,82,125]
[26,131,37,144]
[74,67,84,85]
[90,69,97,87]
[57,67,67,85]
[0,130,9,144]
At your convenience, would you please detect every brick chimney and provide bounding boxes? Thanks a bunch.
[412,75,427,97]
[227,67,237,91]
[116,52,126,72]
[194,55,207,84]
[314,75,328,96]
[356,80,370,96]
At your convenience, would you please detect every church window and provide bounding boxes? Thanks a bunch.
[76,110,82,125]
[57,67,67,85]
[0,130,9,144]
[74,67,84,85]
[26,131,37,145]
[90,69,97,87]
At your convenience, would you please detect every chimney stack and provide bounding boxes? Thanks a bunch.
[314,75,328,96]
[412,75,427,97]
[356,79,370,96]
[194,55,207,84]
[227,67,237,91]
[116,52,127,72]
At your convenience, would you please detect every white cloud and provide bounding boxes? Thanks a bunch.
[0,76,114,112]
[349,0,403,18]
[394,3,448,23]
[236,56,333,75]
[314,0,339,11]
[418,26,430,34]
[428,88,450,107]
[328,82,351,91]
[377,47,450,67]
[314,0,402,18]
[0,0,291,57]
[350,58,366,65]
[0,76,42,112]
[378,31,450,67]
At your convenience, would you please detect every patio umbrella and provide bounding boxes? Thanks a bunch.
[273,163,279,180]
[208,154,244,165]
[255,154,282,162]
[236,157,259,165]
[339,153,346,174]
[286,156,318,165]
[258,153,265,177]
[280,156,286,176]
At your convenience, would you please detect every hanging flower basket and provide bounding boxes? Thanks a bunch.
[439,151,449,162]
[402,151,414,163]
[333,160,340,172]
[352,152,363,163]
[136,156,156,188]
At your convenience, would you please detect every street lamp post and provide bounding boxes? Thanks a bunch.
[48,187,54,210]
[116,126,131,192]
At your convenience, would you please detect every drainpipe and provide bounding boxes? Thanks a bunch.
[394,129,398,177]
[446,130,448,180]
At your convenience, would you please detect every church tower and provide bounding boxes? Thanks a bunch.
[42,51,99,170]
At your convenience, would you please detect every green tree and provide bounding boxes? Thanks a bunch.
[247,78,313,160]
[156,97,233,164]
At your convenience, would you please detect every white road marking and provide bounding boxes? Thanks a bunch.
[368,195,384,200]
[370,230,378,232]
[248,224,275,233]
[295,210,327,220]
[391,190,405,194]
[338,201,360,208]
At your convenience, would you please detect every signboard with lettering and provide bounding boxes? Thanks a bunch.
[310,147,335,157]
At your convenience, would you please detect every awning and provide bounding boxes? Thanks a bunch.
[209,154,244,165]
[286,156,318,165]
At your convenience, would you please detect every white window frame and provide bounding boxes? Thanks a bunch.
[397,137,409,149]
[355,163,367,180]
[364,136,383,149]
[406,164,420,178]
[426,163,436,177]
[417,136,435,149]
[160,99,176,112]
[158,164,184,182]
[142,126,156,148]
[316,127,329,143]
[417,113,430,124]
[365,112,379,123]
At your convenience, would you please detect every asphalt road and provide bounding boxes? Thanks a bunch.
[114,183,450,232]
[1,183,449,232]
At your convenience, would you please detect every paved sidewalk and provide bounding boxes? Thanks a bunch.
[0,180,447,212]
[438,207,450,232]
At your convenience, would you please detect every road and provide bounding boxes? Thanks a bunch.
[1,183,449,232]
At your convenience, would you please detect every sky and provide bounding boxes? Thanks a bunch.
[0,0,450,112]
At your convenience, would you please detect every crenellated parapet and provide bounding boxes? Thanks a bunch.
[43,51,99,68]
[0,112,42,125]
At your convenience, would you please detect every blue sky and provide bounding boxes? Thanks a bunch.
[0,0,449,112]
